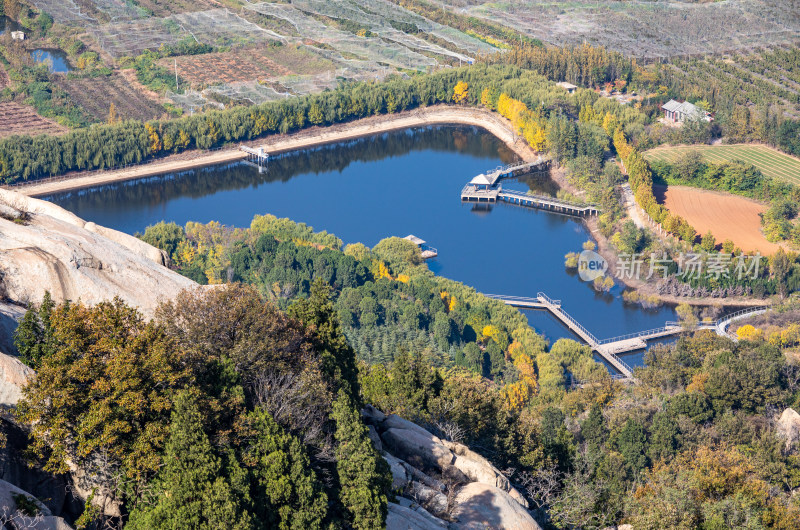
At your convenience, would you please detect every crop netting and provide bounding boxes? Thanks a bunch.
[167,90,220,113]
[171,9,283,48]
[92,9,283,59]
[244,3,436,71]
[29,0,96,25]
[289,0,474,63]
[92,0,148,22]
[433,0,800,57]
[204,81,291,105]
[91,17,188,58]
[346,0,497,56]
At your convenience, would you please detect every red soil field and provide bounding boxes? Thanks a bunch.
[654,184,784,255]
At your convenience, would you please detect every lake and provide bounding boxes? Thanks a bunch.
[30,48,72,73]
[47,125,678,367]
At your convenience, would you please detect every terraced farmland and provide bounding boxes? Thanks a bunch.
[57,75,167,123]
[158,45,333,88]
[643,144,800,186]
[0,103,67,138]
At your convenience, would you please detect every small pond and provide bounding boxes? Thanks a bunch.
[30,48,72,73]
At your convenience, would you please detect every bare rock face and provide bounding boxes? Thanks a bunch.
[0,478,74,529]
[452,483,541,530]
[777,408,800,451]
[386,501,448,530]
[376,416,528,507]
[0,302,25,355]
[0,189,195,317]
[0,351,32,407]
[381,427,456,472]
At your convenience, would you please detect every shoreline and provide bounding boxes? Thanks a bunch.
[12,105,768,309]
[13,105,535,198]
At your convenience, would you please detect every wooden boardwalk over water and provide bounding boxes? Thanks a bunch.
[460,157,599,217]
[485,292,768,381]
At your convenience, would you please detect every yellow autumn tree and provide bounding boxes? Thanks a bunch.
[144,123,162,153]
[504,381,530,411]
[107,103,118,125]
[601,112,619,136]
[452,81,469,104]
[736,324,763,341]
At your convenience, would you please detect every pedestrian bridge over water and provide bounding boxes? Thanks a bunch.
[460,157,600,217]
[485,293,768,381]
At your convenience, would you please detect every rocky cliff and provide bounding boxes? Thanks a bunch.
[0,188,196,319]
[363,406,542,529]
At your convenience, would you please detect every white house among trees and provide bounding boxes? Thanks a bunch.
[662,100,712,123]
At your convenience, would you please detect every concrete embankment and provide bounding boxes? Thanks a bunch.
[15,106,534,197]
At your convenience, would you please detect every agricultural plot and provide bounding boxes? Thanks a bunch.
[244,3,436,71]
[663,46,800,120]
[126,0,219,18]
[290,0,488,62]
[654,185,782,255]
[159,45,333,87]
[644,144,800,187]
[433,0,800,58]
[90,17,188,58]
[91,9,281,59]
[56,75,167,122]
[29,0,96,25]
[0,102,67,138]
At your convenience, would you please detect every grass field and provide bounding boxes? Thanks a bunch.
[643,144,800,186]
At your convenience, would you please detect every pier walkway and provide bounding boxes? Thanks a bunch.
[485,292,769,381]
[469,158,550,188]
[460,157,599,217]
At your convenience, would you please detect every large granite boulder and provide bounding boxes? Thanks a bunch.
[381,427,456,472]
[0,478,73,529]
[453,483,541,530]
[0,351,32,407]
[777,408,800,451]
[0,189,196,318]
[377,417,528,507]
[387,501,448,530]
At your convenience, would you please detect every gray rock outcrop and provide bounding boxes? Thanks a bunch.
[387,501,448,530]
[452,483,541,530]
[777,408,800,451]
[364,407,541,529]
[0,188,195,318]
[0,351,32,407]
[0,478,73,529]
[375,414,528,507]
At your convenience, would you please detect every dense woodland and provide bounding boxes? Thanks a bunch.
[13,259,800,529]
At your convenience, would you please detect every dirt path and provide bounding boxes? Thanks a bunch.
[16,106,534,197]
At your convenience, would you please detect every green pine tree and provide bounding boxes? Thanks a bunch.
[288,279,361,404]
[242,408,328,530]
[126,391,252,530]
[331,390,391,530]
[14,291,55,369]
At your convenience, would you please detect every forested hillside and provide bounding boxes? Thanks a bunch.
[14,256,800,529]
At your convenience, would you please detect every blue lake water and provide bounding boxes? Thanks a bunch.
[30,49,72,73]
[47,125,678,366]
